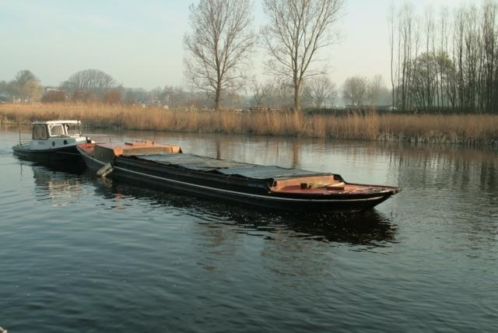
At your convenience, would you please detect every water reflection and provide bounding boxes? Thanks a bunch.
[389,144,498,186]
[171,132,497,181]
[30,164,85,207]
[5,129,498,333]
[93,181,396,246]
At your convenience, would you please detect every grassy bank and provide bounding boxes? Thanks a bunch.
[1,103,497,145]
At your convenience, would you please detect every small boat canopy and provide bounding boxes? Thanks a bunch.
[31,120,82,139]
[32,120,81,125]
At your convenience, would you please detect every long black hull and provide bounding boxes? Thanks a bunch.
[116,165,393,211]
[78,147,397,212]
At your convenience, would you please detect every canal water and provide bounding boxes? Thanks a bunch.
[0,128,497,332]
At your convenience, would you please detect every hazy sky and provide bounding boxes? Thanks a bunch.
[0,0,472,90]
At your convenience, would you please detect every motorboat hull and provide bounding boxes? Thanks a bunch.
[12,120,90,171]
[13,144,86,171]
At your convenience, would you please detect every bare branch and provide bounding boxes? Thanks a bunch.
[184,0,255,110]
[262,0,343,112]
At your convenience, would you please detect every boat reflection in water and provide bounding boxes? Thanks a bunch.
[93,179,396,246]
[29,163,85,207]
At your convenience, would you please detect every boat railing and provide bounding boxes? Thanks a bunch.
[16,128,31,146]
[17,138,31,145]
[87,134,113,144]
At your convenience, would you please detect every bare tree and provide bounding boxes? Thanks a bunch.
[343,76,367,107]
[12,70,43,102]
[184,0,254,110]
[306,76,336,108]
[390,1,498,113]
[399,3,415,111]
[20,80,44,102]
[15,70,37,88]
[481,0,496,113]
[262,0,343,112]
[61,69,116,101]
[367,75,389,106]
[250,81,267,108]
[389,4,397,108]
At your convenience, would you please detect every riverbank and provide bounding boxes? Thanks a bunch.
[1,103,497,145]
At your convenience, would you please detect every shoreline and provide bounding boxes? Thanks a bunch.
[1,103,497,147]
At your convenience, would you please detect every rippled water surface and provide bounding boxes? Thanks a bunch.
[1,128,497,332]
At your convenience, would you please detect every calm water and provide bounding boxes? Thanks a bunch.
[1,128,497,332]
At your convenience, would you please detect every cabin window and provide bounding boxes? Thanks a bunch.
[66,123,80,136]
[49,124,65,137]
[32,124,49,140]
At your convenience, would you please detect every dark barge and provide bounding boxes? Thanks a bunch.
[77,142,400,212]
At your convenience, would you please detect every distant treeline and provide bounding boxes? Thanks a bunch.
[0,69,245,108]
[0,68,373,110]
[304,106,485,116]
[390,0,498,113]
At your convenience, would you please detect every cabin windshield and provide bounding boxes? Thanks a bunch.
[65,123,81,136]
[32,124,49,140]
[49,124,65,137]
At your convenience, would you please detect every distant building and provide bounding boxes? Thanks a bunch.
[41,87,67,103]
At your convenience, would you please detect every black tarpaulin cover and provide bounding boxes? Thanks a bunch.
[138,153,330,180]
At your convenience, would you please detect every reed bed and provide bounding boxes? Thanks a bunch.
[1,103,497,145]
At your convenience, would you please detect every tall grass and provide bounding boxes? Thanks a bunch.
[1,103,497,145]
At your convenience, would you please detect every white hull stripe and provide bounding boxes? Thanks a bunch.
[113,165,387,204]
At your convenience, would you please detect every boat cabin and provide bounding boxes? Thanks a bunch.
[32,120,82,140]
[23,120,89,151]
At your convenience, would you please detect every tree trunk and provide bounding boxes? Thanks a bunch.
[293,81,301,113]
[215,83,221,110]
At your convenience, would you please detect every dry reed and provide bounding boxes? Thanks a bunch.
[1,103,497,145]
